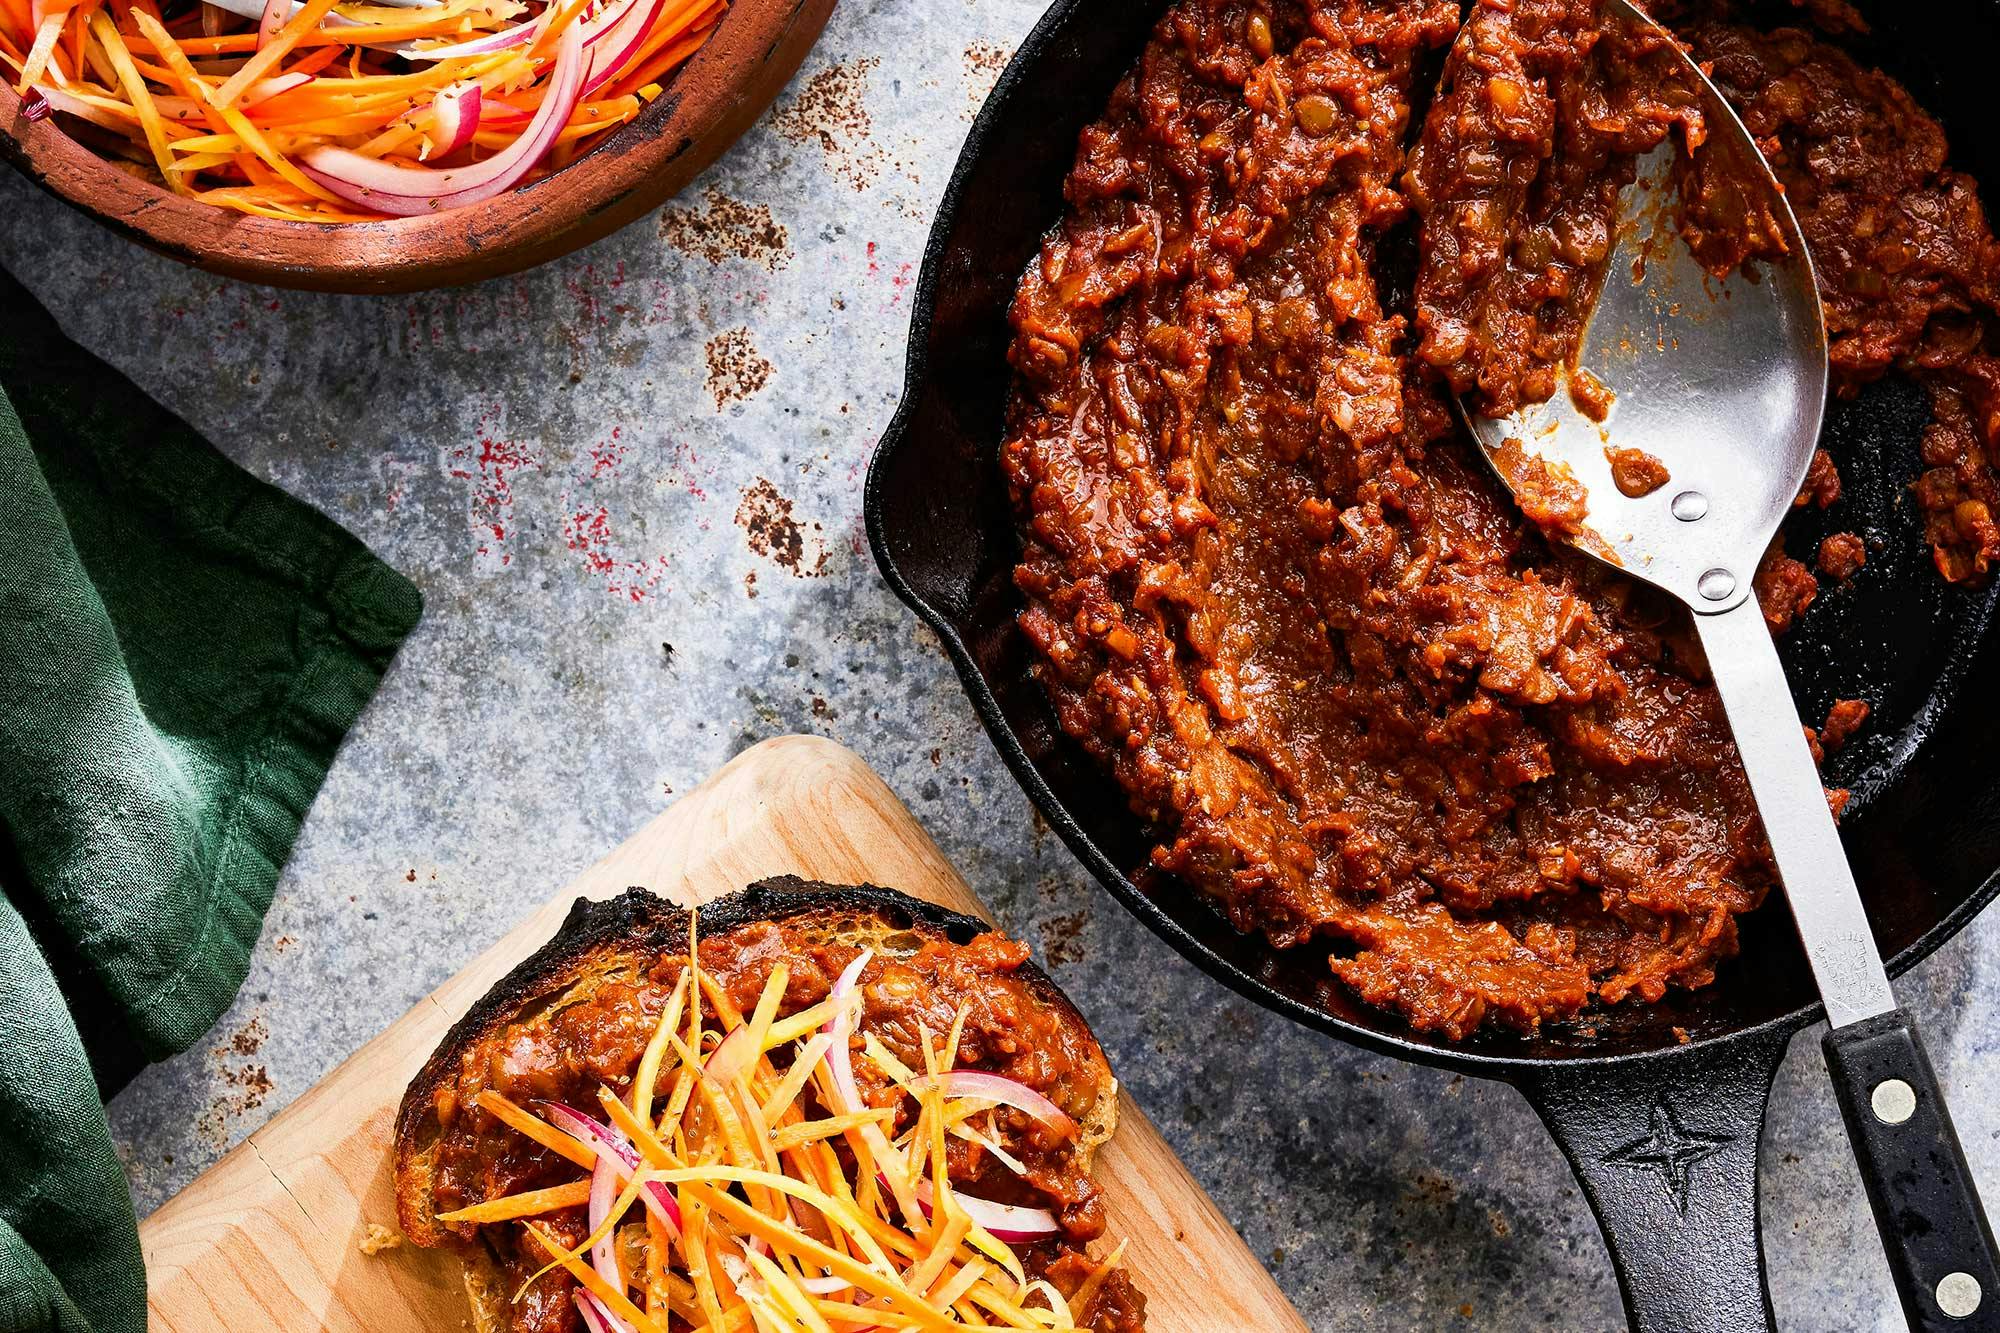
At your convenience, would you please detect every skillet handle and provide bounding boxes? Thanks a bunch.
[1515,1028,1790,1333]
[1822,1007,2000,1330]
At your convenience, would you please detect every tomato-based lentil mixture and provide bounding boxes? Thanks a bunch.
[1002,0,2000,1037]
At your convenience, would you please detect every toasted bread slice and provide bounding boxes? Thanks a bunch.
[393,876,1129,1329]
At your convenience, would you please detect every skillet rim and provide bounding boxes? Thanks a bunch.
[862,0,2000,1076]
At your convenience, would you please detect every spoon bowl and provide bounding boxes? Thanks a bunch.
[1459,0,1827,615]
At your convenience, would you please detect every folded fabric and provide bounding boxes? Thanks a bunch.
[0,267,422,1333]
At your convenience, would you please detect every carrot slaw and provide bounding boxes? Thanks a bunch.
[1,0,725,218]
[428,922,1134,1332]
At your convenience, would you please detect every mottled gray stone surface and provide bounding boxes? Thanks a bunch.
[2,1,1995,1328]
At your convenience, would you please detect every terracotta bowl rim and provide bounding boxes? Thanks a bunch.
[0,0,828,291]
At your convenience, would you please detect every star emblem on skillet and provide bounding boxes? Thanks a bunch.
[1604,1094,1734,1213]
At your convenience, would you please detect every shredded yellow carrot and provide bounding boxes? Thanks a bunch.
[9,0,724,217]
[14,11,64,89]
[86,10,179,186]
[632,967,692,1128]
[768,1108,894,1152]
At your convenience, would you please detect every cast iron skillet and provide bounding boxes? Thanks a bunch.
[866,1,2000,1328]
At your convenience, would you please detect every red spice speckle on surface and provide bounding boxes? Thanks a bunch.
[448,423,539,567]
[588,427,626,478]
[561,501,669,603]
[228,1017,267,1058]
[1039,910,1090,968]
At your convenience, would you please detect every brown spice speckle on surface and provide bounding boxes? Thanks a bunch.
[1040,910,1091,968]
[771,58,884,191]
[703,327,774,409]
[659,188,792,269]
[227,1015,267,1058]
[198,1015,275,1147]
[961,40,1011,115]
[735,477,830,576]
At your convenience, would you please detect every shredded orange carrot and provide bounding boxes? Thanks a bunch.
[3,0,724,217]
[88,9,181,187]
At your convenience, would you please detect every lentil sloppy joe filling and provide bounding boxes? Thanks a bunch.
[423,915,1142,1332]
[1002,0,2000,1037]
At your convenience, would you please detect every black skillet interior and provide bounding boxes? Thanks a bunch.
[865,0,2000,1076]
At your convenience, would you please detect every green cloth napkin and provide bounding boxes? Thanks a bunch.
[0,269,422,1333]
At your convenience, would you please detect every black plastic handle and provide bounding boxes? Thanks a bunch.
[1516,1029,1791,1332]
[1823,1007,2000,1329]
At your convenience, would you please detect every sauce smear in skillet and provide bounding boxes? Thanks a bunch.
[1002,0,2000,1037]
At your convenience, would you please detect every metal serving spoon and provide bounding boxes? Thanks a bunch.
[1456,4,2000,1326]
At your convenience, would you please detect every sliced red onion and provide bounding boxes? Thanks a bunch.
[704,1023,756,1085]
[822,949,872,1116]
[393,16,537,60]
[199,0,438,17]
[909,1071,1078,1139]
[155,70,313,121]
[298,18,583,215]
[578,0,663,97]
[255,0,287,49]
[426,80,481,156]
[796,1273,852,1295]
[539,1100,683,1238]
[480,95,532,127]
[246,70,315,103]
[908,1178,1060,1244]
[21,89,51,122]
[587,1137,623,1293]
[25,85,125,132]
[572,1290,634,1333]
[398,0,632,64]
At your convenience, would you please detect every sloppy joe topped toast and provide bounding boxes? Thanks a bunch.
[394,877,1145,1332]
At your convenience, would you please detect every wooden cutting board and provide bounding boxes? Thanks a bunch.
[141,734,1304,1333]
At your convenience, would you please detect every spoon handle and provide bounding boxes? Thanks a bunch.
[1824,1008,2000,1328]
[1695,596,2000,1329]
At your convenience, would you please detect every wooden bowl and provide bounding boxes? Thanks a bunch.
[0,0,835,292]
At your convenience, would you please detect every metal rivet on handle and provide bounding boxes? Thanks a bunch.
[1871,1078,1917,1125]
[1937,1271,1982,1319]
[1698,568,1736,601]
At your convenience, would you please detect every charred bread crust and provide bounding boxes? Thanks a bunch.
[395,876,1118,1248]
